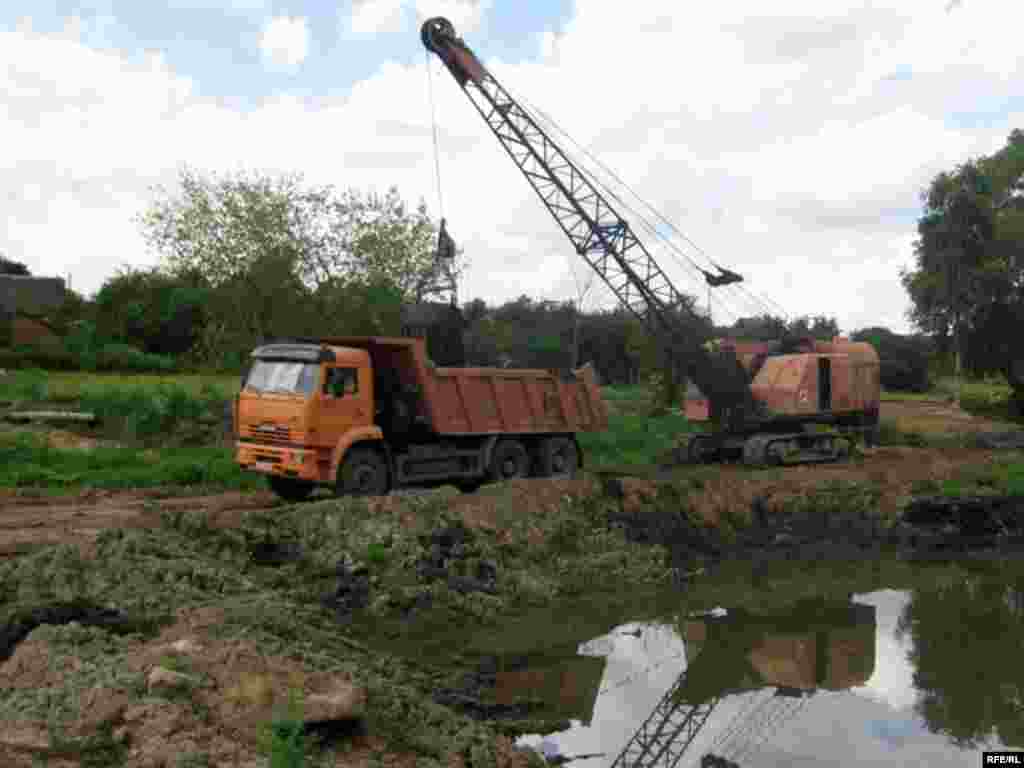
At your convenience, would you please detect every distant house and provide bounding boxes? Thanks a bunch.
[0,275,66,348]
[11,315,62,347]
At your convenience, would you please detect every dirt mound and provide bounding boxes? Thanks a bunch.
[444,476,601,531]
[680,445,1001,525]
[0,606,406,768]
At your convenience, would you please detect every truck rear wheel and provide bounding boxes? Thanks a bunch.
[488,439,530,483]
[337,446,389,497]
[267,476,315,503]
[537,437,578,478]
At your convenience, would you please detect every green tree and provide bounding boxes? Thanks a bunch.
[0,254,31,276]
[901,130,1024,410]
[94,268,209,356]
[786,314,840,340]
[720,314,788,341]
[137,167,458,364]
[851,326,933,392]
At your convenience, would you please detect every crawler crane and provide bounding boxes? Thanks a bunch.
[421,18,880,465]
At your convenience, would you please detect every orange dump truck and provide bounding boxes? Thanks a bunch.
[233,336,609,501]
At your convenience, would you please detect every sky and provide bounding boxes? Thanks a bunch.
[2,0,1023,334]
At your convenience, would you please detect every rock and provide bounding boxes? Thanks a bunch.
[170,637,202,654]
[147,665,194,693]
[448,575,498,594]
[323,560,371,616]
[974,430,1024,450]
[0,720,49,750]
[226,672,275,707]
[303,680,367,723]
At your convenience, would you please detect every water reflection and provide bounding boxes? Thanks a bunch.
[509,577,1023,767]
[897,573,1024,750]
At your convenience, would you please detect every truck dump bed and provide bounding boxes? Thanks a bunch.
[318,336,608,435]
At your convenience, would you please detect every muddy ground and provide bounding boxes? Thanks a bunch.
[1,398,1023,767]
[0,398,1014,558]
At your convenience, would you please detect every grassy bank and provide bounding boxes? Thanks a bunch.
[0,372,1021,494]
[0,483,672,765]
[0,432,261,492]
[0,368,238,403]
[0,369,246,493]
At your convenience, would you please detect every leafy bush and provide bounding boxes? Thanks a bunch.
[94,343,177,373]
[577,408,701,467]
[852,326,933,392]
[0,341,178,373]
[881,359,930,393]
[77,381,224,441]
[0,345,78,371]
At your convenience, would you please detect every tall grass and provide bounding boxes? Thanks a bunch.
[0,369,236,443]
[0,369,239,403]
[581,385,702,467]
[0,370,248,491]
[0,431,261,491]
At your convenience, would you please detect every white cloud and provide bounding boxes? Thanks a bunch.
[258,16,309,71]
[347,0,490,38]
[412,0,490,35]
[348,0,404,37]
[3,0,1024,335]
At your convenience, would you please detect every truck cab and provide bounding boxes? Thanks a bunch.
[234,342,380,500]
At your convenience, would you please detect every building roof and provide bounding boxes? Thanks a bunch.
[0,276,66,316]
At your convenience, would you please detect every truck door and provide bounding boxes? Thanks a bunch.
[319,365,372,440]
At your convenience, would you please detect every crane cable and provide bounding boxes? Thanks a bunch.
[507,86,788,322]
[519,108,745,324]
[425,50,445,222]
[522,96,780,320]
[526,108,758,324]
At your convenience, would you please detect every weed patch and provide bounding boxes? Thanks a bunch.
[0,431,259,491]
[578,409,701,468]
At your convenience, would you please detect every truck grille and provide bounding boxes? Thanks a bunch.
[245,423,293,443]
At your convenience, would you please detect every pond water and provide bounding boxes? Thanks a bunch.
[495,562,1024,767]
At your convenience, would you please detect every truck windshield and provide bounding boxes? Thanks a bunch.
[244,360,319,396]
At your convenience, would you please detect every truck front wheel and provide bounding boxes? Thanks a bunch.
[337,446,389,497]
[267,476,315,503]
[488,439,530,483]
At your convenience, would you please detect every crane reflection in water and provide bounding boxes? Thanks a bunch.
[492,597,877,768]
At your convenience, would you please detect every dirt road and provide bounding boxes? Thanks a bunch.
[0,490,282,559]
[880,397,1020,434]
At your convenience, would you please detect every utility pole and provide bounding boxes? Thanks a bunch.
[570,298,578,369]
[953,257,962,410]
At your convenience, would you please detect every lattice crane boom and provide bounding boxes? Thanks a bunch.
[421,17,759,428]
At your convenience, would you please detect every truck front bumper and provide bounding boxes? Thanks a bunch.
[236,443,325,482]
